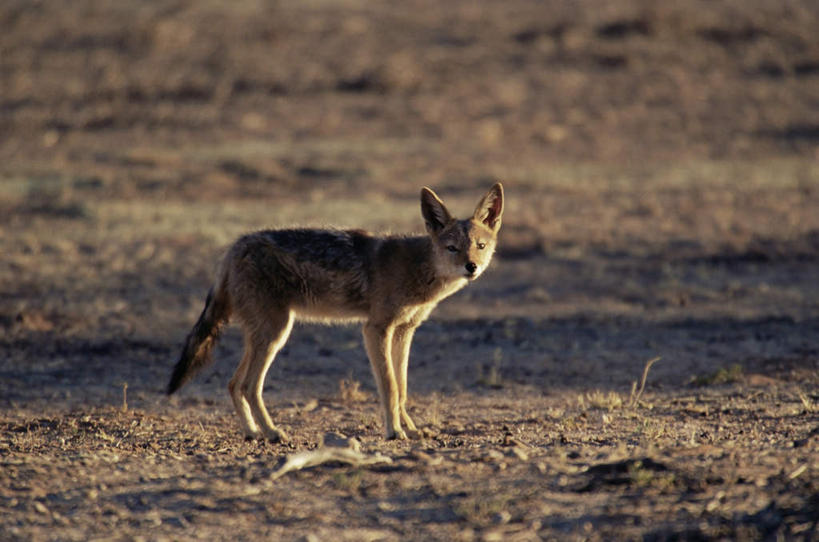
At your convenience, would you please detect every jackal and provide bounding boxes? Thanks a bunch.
[167,183,504,441]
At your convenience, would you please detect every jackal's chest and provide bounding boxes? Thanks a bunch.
[423,277,469,304]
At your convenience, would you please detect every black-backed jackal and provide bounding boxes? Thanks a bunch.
[167,183,503,441]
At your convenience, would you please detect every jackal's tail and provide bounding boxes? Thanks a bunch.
[167,270,231,395]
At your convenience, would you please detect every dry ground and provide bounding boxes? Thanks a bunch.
[1,1,818,540]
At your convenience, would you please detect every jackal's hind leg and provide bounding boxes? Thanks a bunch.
[239,310,294,442]
[228,349,261,439]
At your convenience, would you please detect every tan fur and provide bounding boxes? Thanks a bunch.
[168,183,504,441]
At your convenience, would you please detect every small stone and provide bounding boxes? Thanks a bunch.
[485,449,505,462]
[509,447,529,461]
[322,432,359,452]
[410,450,443,466]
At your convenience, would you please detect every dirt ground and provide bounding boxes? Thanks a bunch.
[1,1,818,540]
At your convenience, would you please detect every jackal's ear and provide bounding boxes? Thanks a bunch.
[473,182,504,232]
[421,187,452,234]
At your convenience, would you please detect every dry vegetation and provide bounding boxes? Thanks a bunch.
[1,0,818,540]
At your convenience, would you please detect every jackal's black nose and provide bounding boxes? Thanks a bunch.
[465,262,478,274]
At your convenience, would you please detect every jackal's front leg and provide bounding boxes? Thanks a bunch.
[391,323,419,435]
[363,321,406,440]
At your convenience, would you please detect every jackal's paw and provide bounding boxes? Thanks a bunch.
[386,429,409,441]
[242,430,262,441]
[406,427,435,440]
[262,429,289,444]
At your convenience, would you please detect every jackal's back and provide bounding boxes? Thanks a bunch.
[258,229,372,274]
[227,228,377,321]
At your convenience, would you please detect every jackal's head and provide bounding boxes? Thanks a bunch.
[421,183,504,281]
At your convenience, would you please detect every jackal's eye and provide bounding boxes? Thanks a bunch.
[477,242,486,250]
[447,245,459,253]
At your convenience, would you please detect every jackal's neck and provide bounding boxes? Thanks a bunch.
[410,236,438,274]
[413,236,468,298]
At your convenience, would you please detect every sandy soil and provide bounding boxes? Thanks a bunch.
[1,1,818,540]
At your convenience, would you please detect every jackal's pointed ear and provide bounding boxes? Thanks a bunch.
[473,182,504,232]
[421,187,452,234]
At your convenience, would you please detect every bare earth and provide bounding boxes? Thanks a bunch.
[1,1,818,540]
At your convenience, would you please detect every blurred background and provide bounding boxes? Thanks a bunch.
[1,4,818,539]
[1,0,818,406]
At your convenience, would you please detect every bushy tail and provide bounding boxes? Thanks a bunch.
[167,276,231,395]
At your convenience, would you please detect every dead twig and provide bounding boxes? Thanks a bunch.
[628,357,661,408]
[270,433,392,480]
[121,382,128,412]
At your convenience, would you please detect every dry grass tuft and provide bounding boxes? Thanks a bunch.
[425,393,443,427]
[476,348,505,389]
[578,390,624,411]
[579,357,661,412]
[338,377,370,403]
[797,390,816,413]
[691,363,744,387]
